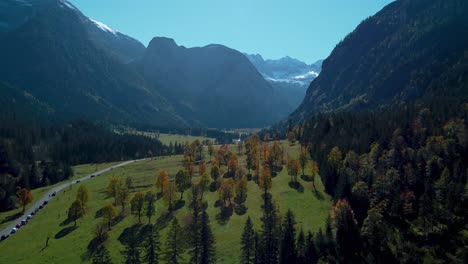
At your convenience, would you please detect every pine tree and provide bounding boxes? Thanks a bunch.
[305,231,318,264]
[145,191,156,224]
[143,224,161,264]
[122,232,141,264]
[279,210,296,264]
[333,200,362,263]
[296,229,306,264]
[165,218,183,264]
[189,192,202,264]
[200,210,216,264]
[92,245,113,264]
[241,216,256,264]
[259,192,279,264]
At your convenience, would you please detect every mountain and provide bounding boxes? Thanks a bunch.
[0,0,186,128]
[246,54,323,112]
[0,0,295,129]
[138,37,289,128]
[290,0,468,121]
[0,0,145,63]
[246,54,322,86]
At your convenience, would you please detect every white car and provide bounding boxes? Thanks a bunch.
[10,228,18,234]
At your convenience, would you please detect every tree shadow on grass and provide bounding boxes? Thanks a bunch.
[95,207,105,218]
[313,190,324,200]
[118,223,144,245]
[234,204,248,216]
[289,181,304,193]
[131,184,153,190]
[216,205,233,225]
[111,213,126,228]
[59,217,73,227]
[301,175,314,182]
[1,212,23,224]
[173,200,185,211]
[82,234,109,261]
[156,211,174,230]
[54,226,78,239]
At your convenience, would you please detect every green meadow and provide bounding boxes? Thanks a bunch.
[0,141,331,264]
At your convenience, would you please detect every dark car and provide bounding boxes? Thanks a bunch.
[51,191,56,197]
[90,175,95,178]
[1,234,9,240]
[76,180,81,183]
[39,205,43,209]
[15,224,21,229]
[43,200,48,205]
[21,220,27,225]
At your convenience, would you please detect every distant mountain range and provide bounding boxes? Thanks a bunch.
[246,54,323,114]
[290,0,468,123]
[0,0,297,128]
[246,54,322,86]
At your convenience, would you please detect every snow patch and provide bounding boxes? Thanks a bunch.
[90,18,117,35]
[61,0,77,10]
[292,71,319,80]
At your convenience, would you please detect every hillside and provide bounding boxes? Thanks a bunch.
[290,0,468,122]
[138,37,289,128]
[0,1,186,128]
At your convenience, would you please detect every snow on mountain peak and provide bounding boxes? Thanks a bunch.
[59,0,78,11]
[90,18,117,35]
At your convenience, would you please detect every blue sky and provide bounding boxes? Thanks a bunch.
[69,0,394,64]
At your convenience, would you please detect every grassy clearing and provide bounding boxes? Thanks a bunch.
[157,133,215,145]
[0,142,331,264]
[0,161,122,231]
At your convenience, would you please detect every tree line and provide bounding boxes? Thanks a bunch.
[0,119,179,212]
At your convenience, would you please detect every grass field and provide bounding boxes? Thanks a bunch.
[0,142,331,264]
[157,133,215,145]
[0,161,122,231]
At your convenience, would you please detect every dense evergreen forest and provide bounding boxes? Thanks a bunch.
[258,99,467,263]
[0,119,178,212]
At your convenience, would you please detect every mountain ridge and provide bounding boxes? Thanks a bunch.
[289,0,468,122]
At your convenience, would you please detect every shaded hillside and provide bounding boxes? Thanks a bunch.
[291,0,468,121]
[138,37,288,128]
[0,0,145,63]
[0,1,186,128]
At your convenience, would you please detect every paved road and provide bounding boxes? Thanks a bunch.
[0,159,145,238]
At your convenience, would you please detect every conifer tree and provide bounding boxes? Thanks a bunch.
[200,210,216,264]
[145,191,156,224]
[296,228,306,264]
[189,192,202,264]
[92,246,113,264]
[143,224,161,264]
[122,232,141,264]
[259,190,280,264]
[305,231,318,264]
[241,216,256,264]
[280,210,296,264]
[165,218,184,264]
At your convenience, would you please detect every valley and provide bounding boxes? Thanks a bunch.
[0,0,467,263]
[0,141,331,264]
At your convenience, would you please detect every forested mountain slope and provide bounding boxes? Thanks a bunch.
[291,0,468,122]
